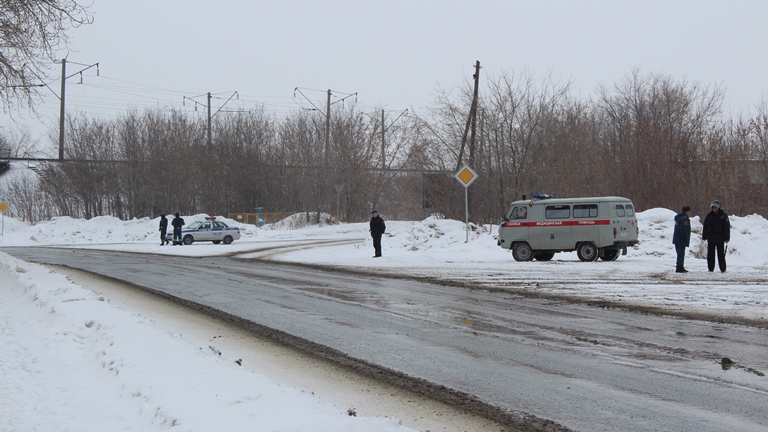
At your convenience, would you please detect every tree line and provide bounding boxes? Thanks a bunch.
[2,69,768,223]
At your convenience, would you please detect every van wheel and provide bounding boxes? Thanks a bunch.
[512,242,534,262]
[601,248,619,261]
[534,252,555,261]
[577,242,598,262]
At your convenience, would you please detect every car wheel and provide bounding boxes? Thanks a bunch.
[212,240,221,244]
[577,242,598,262]
[600,248,619,261]
[183,235,194,245]
[512,242,534,262]
[534,252,555,261]
[223,235,233,245]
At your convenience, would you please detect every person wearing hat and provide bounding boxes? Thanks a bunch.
[702,200,730,272]
[159,213,170,246]
[369,210,386,258]
[171,212,186,246]
[672,205,692,273]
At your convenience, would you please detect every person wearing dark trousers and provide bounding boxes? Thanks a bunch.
[702,200,730,272]
[369,210,386,258]
[672,205,691,273]
[159,213,169,246]
[171,212,185,246]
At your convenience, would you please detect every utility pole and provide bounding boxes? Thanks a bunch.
[456,60,481,170]
[58,59,66,161]
[381,109,386,169]
[183,91,239,146]
[376,108,407,170]
[325,89,331,167]
[56,59,99,161]
[469,60,480,166]
[207,92,212,145]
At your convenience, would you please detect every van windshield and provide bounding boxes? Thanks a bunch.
[615,204,626,217]
[625,205,635,217]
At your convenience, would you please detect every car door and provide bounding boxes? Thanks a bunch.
[211,221,227,240]
[197,221,212,241]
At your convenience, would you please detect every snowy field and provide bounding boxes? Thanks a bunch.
[2,173,768,431]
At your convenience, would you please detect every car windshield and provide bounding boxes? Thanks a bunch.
[187,221,204,229]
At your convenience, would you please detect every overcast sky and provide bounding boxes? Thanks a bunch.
[3,0,767,153]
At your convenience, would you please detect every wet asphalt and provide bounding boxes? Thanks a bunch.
[4,246,768,432]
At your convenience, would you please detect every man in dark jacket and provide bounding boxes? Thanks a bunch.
[672,205,691,273]
[369,210,386,258]
[159,213,169,246]
[171,212,185,246]
[702,200,730,272]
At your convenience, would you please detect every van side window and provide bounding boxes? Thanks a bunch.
[510,206,527,219]
[625,205,635,217]
[546,205,570,219]
[573,204,598,218]
[615,204,626,217]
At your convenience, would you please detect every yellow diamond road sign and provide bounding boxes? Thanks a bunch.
[455,165,478,188]
[0,202,8,213]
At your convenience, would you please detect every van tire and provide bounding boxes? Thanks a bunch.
[577,242,598,262]
[601,248,620,261]
[512,242,534,262]
[534,252,555,261]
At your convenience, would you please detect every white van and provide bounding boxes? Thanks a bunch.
[497,196,639,262]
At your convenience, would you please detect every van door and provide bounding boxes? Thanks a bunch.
[613,203,634,243]
[500,205,530,248]
[542,204,571,250]
[571,203,600,244]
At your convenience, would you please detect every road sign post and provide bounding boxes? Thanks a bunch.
[454,166,478,243]
[0,202,8,237]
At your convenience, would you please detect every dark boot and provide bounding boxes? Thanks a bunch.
[675,267,687,273]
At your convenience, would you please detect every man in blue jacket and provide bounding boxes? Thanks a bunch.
[672,205,692,273]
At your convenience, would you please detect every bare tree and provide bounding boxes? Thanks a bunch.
[1,0,92,113]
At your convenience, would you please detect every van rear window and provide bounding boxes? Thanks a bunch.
[573,204,598,218]
[615,204,626,217]
[546,205,570,219]
[625,205,635,216]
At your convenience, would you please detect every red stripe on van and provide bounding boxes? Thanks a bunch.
[502,220,611,228]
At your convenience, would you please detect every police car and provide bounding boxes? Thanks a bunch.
[166,216,241,245]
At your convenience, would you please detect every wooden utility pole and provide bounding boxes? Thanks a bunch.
[469,60,480,166]
[456,60,481,170]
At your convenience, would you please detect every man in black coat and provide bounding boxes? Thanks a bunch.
[672,205,691,273]
[369,210,386,258]
[159,213,169,246]
[702,200,730,272]
[171,212,185,246]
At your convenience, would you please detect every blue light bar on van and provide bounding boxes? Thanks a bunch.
[532,194,554,199]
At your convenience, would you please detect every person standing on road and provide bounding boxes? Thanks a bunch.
[702,200,730,273]
[369,210,386,258]
[159,213,169,246]
[171,212,185,246]
[672,205,692,273]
